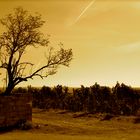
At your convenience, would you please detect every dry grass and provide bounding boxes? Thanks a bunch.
[0,108,140,140]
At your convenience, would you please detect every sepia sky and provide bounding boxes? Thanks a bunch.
[0,0,140,87]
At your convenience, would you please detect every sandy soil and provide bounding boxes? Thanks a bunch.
[0,108,140,140]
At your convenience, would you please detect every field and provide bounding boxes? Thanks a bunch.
[0,108,140,140]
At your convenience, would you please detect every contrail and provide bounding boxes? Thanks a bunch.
[73,0,96,25]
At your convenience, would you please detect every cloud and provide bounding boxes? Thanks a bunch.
[116,42,140,53]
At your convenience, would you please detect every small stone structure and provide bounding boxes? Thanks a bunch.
[0,93,32,128]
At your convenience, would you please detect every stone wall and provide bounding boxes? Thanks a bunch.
[0,93,32,128]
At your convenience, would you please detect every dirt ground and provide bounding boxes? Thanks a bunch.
[0,108,140,140]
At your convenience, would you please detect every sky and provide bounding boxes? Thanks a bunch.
[0,0,140,87]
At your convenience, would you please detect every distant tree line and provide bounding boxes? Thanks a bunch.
[8,82,140,115]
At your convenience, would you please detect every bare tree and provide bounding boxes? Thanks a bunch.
[0,7,73,95]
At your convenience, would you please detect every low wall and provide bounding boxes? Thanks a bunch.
[0,93,32,128]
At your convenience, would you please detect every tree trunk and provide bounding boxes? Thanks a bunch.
[4,83,14,95]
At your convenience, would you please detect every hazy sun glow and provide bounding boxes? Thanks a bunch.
[0,0,140,87]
